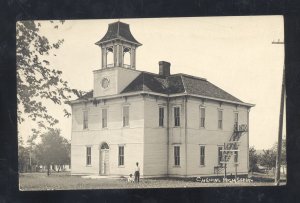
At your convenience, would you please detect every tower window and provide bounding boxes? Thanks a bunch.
[106,47,114,68]
[123,47,131,68]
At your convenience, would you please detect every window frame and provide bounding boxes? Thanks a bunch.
[218,109,223,129]
[234,151,238,163]
[118,145,125,166]
[86,146,92,166]
[122,106,130,127]
[174,146,180,166]
[200,106,206,128]
[200,145,205,166]
[174,106,180,127]
[159,107,165,127]
[102,108,108,128]
[218,146,223,165]
[83,110,88,130]
[234,111,239,130]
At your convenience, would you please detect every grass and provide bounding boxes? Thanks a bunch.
[19,172,286,191]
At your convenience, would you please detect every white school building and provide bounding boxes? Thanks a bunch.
[70,21,254,177]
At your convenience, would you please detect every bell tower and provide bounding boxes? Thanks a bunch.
[95,21,142,69]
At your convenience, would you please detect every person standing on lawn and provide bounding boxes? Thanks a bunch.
[134,162,140,183]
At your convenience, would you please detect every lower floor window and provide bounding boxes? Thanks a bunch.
[234,151,238,163]
[174,146,180,166]
[86,147,91,165]
[118,146,124,166]
[200,145,205,166]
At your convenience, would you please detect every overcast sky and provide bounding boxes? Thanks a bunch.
[19,16,285,150]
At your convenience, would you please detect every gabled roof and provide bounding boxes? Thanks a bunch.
[77,71,245,104]
[121,72,243,103]
[96,21,141,46]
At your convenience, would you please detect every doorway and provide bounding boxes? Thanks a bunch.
[99,142,109,175]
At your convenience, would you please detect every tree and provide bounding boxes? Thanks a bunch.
[16,20,84,129]
[249,146,259,173]
[35,129,70,175]
[18,136,30,172]
[258,149,277,170]
[272,138,286,165]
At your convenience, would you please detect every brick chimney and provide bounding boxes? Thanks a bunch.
[159,61,171,76]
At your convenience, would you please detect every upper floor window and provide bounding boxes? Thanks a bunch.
[218,110,223,129]
[102,108,107,128]
[234,112,239,130]
[174,107,180,127]
[200,145,205,166]
[123,106,129,127]
[200,107,205,128]
[86,146,91,165]
[174,146,180,166]
[83,110,88,129]
[159,107,164,127]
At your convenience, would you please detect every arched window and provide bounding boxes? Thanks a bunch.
[106,47,113,68]
[123,47,131,68]
[100,142,109,149]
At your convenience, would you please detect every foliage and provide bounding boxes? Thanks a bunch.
[272,139,286,165]
[18,143,30,172]
[16,20,85,129]
[258,149,277,170]
[249,146,259,172]
[35,129,70,174]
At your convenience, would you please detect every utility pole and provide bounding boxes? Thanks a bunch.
[272,39,285,186]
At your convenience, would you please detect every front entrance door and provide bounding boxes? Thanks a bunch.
[99,142,109,175]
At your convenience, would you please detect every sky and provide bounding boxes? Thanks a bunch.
[18,16,285,150]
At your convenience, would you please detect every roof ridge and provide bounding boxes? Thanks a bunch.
[180,75,187,93]
[174,73,207,81]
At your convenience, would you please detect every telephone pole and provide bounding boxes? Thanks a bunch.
[272,39,285,186]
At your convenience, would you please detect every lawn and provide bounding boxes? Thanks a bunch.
[19,172,286,191]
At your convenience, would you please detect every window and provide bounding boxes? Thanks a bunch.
[218,110,223,129]
[218,146,223,165]
[83,111,88,129]
[123,106,129,127]
[234,112,239,130]
[159,107,164,127]
[234,151,238,163]
[174,146,180,166]
[200,146,205,166]
[174,107,180,127]
[86,147,91,165]
[200,107,205,128]
[102,109,107,128]
[118,146,124,166]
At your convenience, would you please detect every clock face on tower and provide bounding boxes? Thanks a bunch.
[101,78,110,89]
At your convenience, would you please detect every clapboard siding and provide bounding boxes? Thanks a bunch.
[71,96,145,175]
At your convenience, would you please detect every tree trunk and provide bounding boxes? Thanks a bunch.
[47,164,50,176]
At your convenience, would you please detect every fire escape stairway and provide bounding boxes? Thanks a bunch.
[214,124,248,175]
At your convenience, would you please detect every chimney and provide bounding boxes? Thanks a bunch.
[159,61,171,76]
